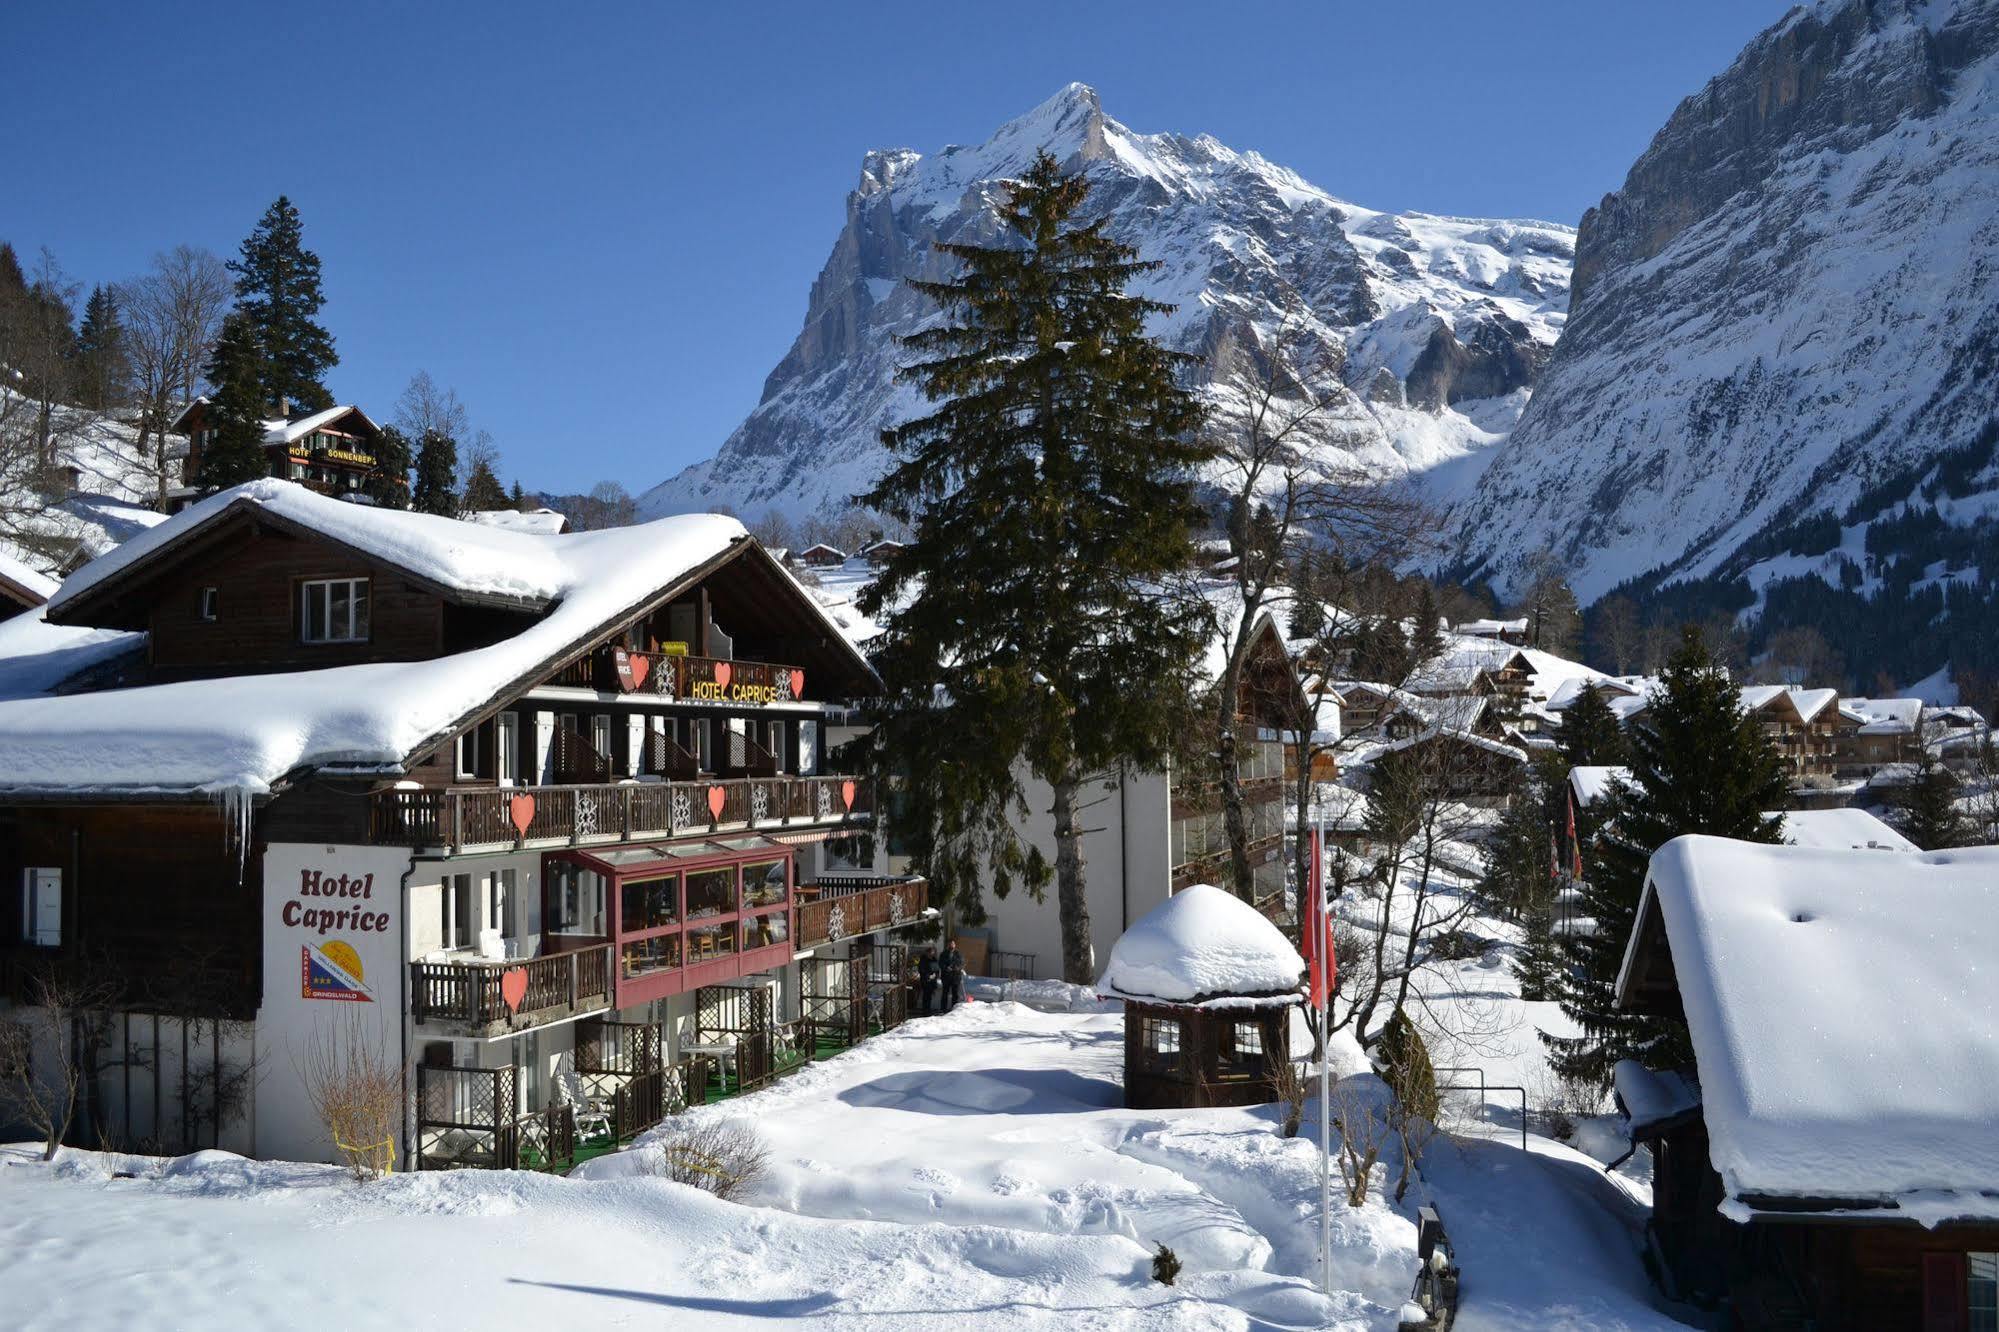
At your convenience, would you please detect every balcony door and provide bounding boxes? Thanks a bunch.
[496,712,520,787]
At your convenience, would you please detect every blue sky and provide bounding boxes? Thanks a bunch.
[5,1,1790,496]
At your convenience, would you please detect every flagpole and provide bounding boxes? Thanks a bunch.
[1314,819,1332,1296]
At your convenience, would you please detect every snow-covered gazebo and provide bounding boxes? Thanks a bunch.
[1097,884,1305,1109]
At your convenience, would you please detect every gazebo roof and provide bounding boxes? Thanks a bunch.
[1097,884,1304,1008]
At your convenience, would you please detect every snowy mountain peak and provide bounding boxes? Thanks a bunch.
[1451,0,1999,604]
[640,87,1575,525]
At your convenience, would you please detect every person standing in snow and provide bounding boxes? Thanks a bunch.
[940,939,966,1011]
[917,947,941,1014]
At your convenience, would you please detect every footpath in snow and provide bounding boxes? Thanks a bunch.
[6,996,1690,1329]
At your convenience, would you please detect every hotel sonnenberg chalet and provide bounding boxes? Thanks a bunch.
[0,481,930,1171]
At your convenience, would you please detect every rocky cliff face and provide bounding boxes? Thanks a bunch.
[1452,0,1999,602]
[639,85,1573,524]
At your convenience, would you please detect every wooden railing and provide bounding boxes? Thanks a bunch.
[370,775,874,849]
[548,647,807,705]
[796,875,926,949]
[409,942,613,1028]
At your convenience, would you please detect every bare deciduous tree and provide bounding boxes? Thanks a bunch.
[295,1016,402,1180]
[121,245,231,508]
[1203,329,1431,905]
[0,961,126,1160]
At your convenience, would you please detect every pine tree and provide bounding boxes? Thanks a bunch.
[1897,750,1968,850]
[461,456,508,512]
[197,314,273,490]
[1410,583,1445,667]
[1556,685,1628,770]
[228,197,338,413]
[858,152,1211,984]
[509,480,528,511]
[368,424,413,506]
[1544,627,1788,1089]
[411,429,459,516]
[72,284,132,410]
[1479,753,1562,922]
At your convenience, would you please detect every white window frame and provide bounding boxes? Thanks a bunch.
[455,725,485,780]
[496,712,519,786]
[300,577,370,645]
[797,719,819,776]
[21,867,61,947]
[443,873,472,950]
[198,586,219,622]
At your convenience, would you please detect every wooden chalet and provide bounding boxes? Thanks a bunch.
[169,400,399,505]
[1832,697,1925,778]
[0,480,928,1169]
[1740,686,1844,784]
[796,543,847,568]
[1614,836,1999,1330]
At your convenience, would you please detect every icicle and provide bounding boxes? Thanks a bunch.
[210,786,254,886]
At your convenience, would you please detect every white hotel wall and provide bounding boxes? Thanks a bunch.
[964,761,1174,981]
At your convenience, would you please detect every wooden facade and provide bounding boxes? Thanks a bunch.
[1122,999,1291,1110]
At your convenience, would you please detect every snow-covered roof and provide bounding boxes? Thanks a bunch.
[0,609,143,702]
[1839,696,1923,735]
[1456,617,1528,636]
[0,550,58,604]
[1778,807,1918,853]
[464,507,569,536]
[1612,1060,1701,1138]
[52,480,573,617]
[1568,765,1629,808]
[1739,684,1838,724]
[0,483,852,797]
[169,399,380,447]
[1096,884,1304,1007]
[1632,835,1999,1222]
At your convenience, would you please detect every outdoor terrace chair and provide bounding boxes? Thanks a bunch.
[553,1060,613,1143]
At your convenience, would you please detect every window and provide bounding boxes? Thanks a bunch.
[547,864,606,938]
[1141,1016,1183,1071]
[767,721,786,775]
[197,586,219,622]
[797,720,819,776]
[689,719,711,772]
[442,873,472,950]
[455,725,485,779]
[300,577,370,644]
[591,714,612,762]
[20,868,61,947]
[620,875,678,933]
[686,867,735,919]
[742,859,787,909]
[485,869,514,939]
[496,713,519,786]
[1972,1253,1998,1332]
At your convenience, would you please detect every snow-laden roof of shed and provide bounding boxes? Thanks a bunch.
[1097,884,1304,1007]
[1632,835,1999,1224]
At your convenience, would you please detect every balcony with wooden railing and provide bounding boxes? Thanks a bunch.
[370,774,875,851]
[409,940,614,1037]
[548,647,809,707]
[795,875,927,950]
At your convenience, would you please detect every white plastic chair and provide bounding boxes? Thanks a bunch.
[677,1016,738,1093]
[553,1058,612,1142]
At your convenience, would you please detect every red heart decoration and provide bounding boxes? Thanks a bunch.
[500,968,528,1014]
[630,654,650,691]
[713,661,733,691]
[508,793,536,837]
[707,785,727,820]
[840,780,856,811]
[791,669,805,698]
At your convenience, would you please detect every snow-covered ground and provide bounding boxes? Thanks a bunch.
[4,985,1687,1329]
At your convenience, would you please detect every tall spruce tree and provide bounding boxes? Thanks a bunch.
[411,428,460,516]
[461,455,508,512]
[1544,627,1788,1088]
[197,314,273,490]
[858,152,1211,984]
[1556,685,1628,771]
[1410,584,1445,668]
[228,197,338,413]
[73,284,132,410]
[369,424,414,506]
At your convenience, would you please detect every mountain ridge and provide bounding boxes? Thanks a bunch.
[638,84,1574,525]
